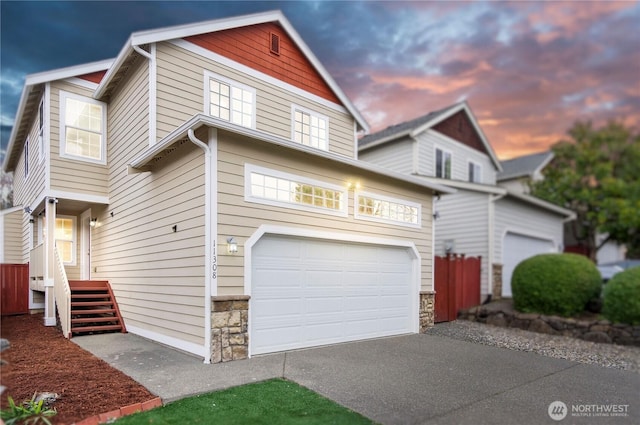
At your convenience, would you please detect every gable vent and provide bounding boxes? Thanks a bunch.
[270,32,280,55]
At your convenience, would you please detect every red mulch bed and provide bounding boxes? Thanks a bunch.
[1,314,155,424]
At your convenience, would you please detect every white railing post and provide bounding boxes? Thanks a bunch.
[53,245,72,338]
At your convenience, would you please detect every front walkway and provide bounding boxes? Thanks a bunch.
[74,332,639,424]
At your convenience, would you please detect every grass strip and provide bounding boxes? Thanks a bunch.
[115,378,376,424]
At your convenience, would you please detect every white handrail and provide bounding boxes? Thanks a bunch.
[29,243,44,280]
[53,246,71,338]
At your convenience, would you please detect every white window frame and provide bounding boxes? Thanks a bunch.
[38,98,45,163]
[435,146,452,179]
[59,91,107,165]
[244,163,348,217]
[55,215,77,266]
[468,160,482,183]
[24,137,29,178]
[203,71,256,129]
[355,191,422,228]
[290,104,329,151]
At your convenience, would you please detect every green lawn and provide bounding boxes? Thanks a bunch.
[115,378,376,425]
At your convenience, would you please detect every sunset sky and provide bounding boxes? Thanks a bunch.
[1,1,638,160]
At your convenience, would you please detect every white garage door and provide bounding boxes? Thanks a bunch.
[250,234,416,355]
[502,232,555,297]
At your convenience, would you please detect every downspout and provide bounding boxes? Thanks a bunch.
[187,129,212,364]
[488,193,506,299]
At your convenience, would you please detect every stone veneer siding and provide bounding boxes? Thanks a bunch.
[211,295,249,363]
[419,291,435,332]
[492,263,503,300]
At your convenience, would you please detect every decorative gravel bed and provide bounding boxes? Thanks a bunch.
[426,320,640,373]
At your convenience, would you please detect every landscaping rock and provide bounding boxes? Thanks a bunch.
[582,332,613,344]
[528,319,556,335]
[486,313,508,328]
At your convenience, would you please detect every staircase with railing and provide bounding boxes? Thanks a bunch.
[53,246,71,338]
[69,280,127,335]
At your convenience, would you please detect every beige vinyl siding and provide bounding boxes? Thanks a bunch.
[359,137,414,174]
[1,209,24,263]
[216,130,434,296]
[92,141,206,346]
[434,189,491,294]
[49,81,109,197]
[155,41,356,158]
[10,95,47,264]
[90,57,207,347]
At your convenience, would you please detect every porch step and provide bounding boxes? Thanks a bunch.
[69,280,126,337]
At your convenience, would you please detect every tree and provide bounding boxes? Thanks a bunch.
[531,121,640,260]
[0,169,13,210]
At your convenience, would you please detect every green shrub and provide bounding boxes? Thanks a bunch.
[511,253,601,317]
[602,267,640,325]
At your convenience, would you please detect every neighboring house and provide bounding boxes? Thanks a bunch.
[498,152,627,265]
[358,102,575,300]
[1,11,453,363]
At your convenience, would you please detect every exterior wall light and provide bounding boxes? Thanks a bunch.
[89,218,98,227]
[227,237,238,254]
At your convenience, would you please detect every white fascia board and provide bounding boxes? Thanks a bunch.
[94,36,135,98]
[533,152,555,176]
[24,59,113,86]
[2,85,31,172]
[414,174,506,195]
[504,191,576,219]
[129,114,454,195]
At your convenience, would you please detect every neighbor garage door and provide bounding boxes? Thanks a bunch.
[502,232,555,297]
[250,234,416,355]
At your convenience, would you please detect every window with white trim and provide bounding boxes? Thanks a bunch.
[55,216,76,265]
[38,98,45,163]
[245,164,347,216]
[24,138,29,178]
[59,91,106,164]
[292,106,328,150]
[435,148,451,179]
[356,192,421,228]
[206,72,255,128]
[468,161,482,183]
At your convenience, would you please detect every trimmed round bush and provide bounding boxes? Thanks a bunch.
[602,267,640,325]
[511,253,601,317]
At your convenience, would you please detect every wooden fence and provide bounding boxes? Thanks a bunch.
[434,254,481,323]
[1,263,29,316]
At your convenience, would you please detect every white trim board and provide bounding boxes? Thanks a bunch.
[126,324,206,359]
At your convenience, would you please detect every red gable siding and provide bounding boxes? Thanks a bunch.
[78,70,107,84]
[185,22,341,105]
[433,111,487,155]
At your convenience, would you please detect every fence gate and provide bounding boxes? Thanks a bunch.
[434,254,481,323]
[1,264,29,316]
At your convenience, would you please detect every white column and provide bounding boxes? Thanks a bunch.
[43,197,57,326]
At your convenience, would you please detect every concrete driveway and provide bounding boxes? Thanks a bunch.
[74,332,639,424]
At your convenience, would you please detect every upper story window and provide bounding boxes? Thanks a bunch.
[435,148,452,179]
[24,138,29,178]
[292,105,328,150]
[355,192,421,228]
[59,91,107,164]
[468,161,482,183]
[245,164,347,217]
[205,71,255,129]
[38,98,45,163]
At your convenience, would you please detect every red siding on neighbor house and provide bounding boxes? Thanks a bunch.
[433,111,487,155]
[78,70,107,84]
[185,22,342,105]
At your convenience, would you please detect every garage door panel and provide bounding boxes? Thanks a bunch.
[502,233,555,297]
[251,235,416,355]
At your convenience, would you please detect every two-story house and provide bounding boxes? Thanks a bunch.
[2,11,454,363]
[358,102,575,301]
[498,151,626,266]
